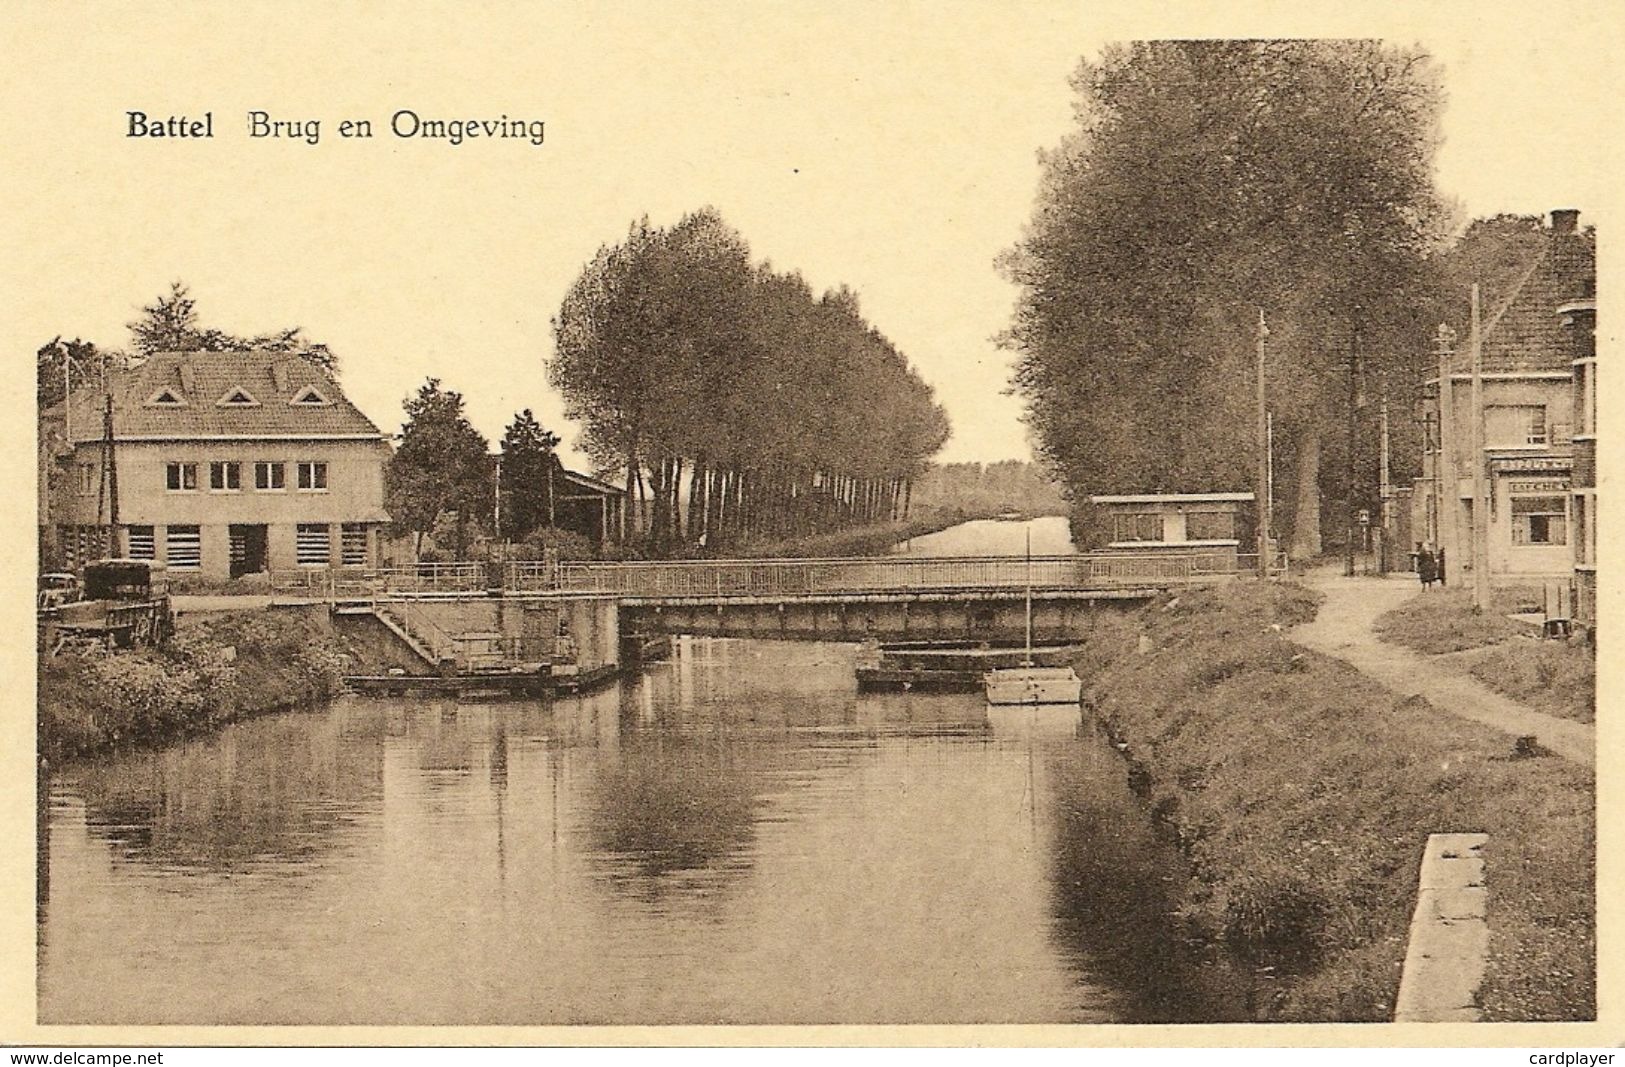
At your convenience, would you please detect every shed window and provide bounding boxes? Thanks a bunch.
[166,525,201,570]
[1185,510,1235,541]
[1113,513,1165,542]
[1511,495,1567,546]
[296,523,331,565]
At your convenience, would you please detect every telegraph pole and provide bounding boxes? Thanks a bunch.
[1470,284,1490,609]
[1256,309,1270,577]
[1345,308,1363,577]
[1378,373,1391,574]
[1435,324,1457,582]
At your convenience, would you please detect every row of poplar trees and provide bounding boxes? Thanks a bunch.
[550,208,950,555]
[1003,40,1495,557]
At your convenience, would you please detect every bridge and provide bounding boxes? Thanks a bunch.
[309,552,1262,661]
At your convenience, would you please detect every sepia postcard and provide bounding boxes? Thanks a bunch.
[2,0,1620,1052]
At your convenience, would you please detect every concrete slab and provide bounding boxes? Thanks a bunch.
[1394,832,1490,1022]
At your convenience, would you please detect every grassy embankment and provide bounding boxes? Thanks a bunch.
[38,607,407,762]
[1076,580,1593,1022]
[1373,587,1595,724]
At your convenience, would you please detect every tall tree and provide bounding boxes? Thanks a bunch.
[550,207,948,556]
[499,409,563,542]
[36,337,116,411]
[128,281,340,376]
[1001,41,1448,554]
[385,378,493,559]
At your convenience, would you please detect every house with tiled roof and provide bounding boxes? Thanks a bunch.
[42,350,391,580]
[1414,209,1596,587]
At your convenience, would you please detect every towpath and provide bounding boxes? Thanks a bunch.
[1290,568,1594,768]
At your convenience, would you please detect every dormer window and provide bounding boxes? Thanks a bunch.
[288,384,332,406]
[146,387,187,407]
[217,386,261,407]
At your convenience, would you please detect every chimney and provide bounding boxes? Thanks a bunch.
[271,360,288,393]
[1551,208,1579,234]
[177,361,195,395]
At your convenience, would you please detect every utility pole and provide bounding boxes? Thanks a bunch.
[1435,324,1457,582]
[1378,373,1391,574]
[1267,411,1275,550]
[1470,284,1490,609]
[1346,308,1363,578]
[1256,309,1270,577]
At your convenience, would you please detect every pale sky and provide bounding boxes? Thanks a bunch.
[6,1,1621,469]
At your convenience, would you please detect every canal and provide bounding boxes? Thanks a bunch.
[38,517,1254,1025]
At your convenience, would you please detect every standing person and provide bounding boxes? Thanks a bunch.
[1417,543,1437,590]
[1436,547,1446,586]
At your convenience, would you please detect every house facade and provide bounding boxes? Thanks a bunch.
[43,351,391,580]
[1564,292,1598,628]
[1413,209,1596,588]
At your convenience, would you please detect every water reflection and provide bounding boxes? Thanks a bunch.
[41,636,1241,1025]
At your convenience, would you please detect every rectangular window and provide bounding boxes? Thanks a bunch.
[1184,510,1235,541]
[297,461,329,491]
[1485,405,1547,448]
[254,461,286,490]
[76,463,97,495]
[165,462,198,491]
[126,526,155,560]
[1113,513,1165,543]
[209,461,242,491]
[340,523,369,567]
[296,523,331,565]
[166,525,202,570]
[1511,495,1568,546]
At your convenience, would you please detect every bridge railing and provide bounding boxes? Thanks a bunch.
[545,552,1235,598]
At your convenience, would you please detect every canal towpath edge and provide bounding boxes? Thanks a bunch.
[1289,567,1595,768]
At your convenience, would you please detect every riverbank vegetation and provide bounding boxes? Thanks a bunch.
[550,208,949,557]
[1077,580,1593,1021]
[38,608,387,762]
[1374,588,1595,724]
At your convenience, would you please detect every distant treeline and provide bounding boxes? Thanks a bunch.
[550,208,950,556]
[908,460,1068,518]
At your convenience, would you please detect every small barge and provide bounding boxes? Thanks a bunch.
[855,640,1082,692]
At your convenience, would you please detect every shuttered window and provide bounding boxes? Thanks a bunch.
[296,523,331,565]
[340,523,369,567]
[166,525,201,570]
[126,526,155,560]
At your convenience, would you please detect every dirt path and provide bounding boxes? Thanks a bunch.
[1291,569,1594,768]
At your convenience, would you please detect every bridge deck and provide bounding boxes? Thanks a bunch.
[315,551,1259,602]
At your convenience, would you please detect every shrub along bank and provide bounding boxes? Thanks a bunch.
[1077,581,1594,1022]
[39,606,379,762]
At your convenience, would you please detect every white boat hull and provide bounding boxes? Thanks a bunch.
[983,666,1082,706]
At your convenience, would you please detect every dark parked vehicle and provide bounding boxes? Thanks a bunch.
[42,559,174,653]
